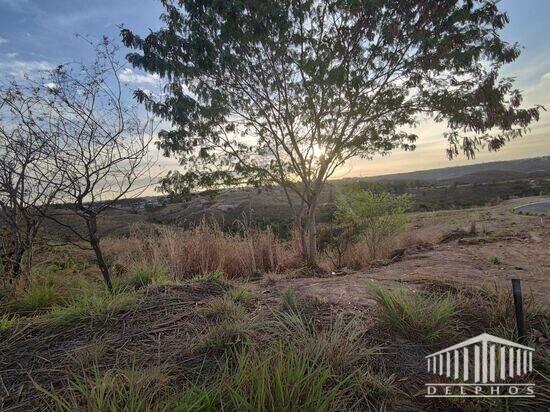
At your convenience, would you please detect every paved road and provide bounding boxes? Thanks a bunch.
[514,198,550,214]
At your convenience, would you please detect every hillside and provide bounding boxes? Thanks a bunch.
[350,156,550,183]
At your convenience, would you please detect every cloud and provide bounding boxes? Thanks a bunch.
[43,82,58,91]
[119,68,159,84]
[0,0,28,6]
[542,72,550,81]
[0,37,7,45]
[0,59,52,78]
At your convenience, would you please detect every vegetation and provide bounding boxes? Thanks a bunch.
[369,283,458,344]
[122,0,539,267]
[333,187,410,261]
[0,1,548,411]
[37,365,169,412]
[0,313,18,330]
[47,292,138,326]
[9,283,66,314]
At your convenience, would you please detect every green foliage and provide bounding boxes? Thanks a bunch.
[47,292,138,326]
[369,283,457,343]
[334,187,411,259]
[174,386,220,412]
[156,170,238,203]
[269,310,376,376]
[226,346,342,412]
[0,313,19,330]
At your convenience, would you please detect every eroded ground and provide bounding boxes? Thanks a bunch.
[259,197,550,307]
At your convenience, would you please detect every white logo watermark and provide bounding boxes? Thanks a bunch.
[425,333,535,398]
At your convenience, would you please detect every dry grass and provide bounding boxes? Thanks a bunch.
[104,222,303,280]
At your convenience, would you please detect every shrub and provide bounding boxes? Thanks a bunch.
[333,187,411,260]
[48,292,138,326]
[369,283,457,343]
[487,255,502,265]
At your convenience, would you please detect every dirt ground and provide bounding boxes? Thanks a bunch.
[258,197,550,307]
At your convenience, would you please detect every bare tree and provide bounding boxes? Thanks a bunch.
[0,86,64,282]
[37,39,156,291]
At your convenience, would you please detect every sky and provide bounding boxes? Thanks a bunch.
[0,0,549,179]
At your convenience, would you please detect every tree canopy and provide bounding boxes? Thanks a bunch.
[122,0,541,264]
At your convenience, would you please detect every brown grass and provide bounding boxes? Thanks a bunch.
[104,221,303,279]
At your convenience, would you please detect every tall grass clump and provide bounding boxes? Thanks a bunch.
[37,365,169,412]
[197,321,253,353]
[199,296,245,321]
[48,291,138,326]
[452,284,550,341]
[271,310,376,375]
[114,263,167,291]
[9,283,66,314]
[175,347,342,412]
[369,282,457,343]
[104,221,302,280]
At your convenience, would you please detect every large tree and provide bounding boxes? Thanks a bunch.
[122,0,540,265]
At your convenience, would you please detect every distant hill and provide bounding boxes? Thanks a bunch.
[350,156,550,183]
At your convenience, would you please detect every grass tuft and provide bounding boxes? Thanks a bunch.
[0,313,19,330]
[176,346,343,411]
[369,282,457,343]
[47,292,138,326]
[226,286,256,307]
[197,321,252,352]
[9,283,66,314]
[116,264,167,291]
[36,365,169,412]
[487,255,502,265]
[199,296,245,321]
[281,288,298,312]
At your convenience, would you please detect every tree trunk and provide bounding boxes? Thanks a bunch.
[86,215,113,292]
[305,202,318,267]
[294,208,307,259]
[11,246,24,279]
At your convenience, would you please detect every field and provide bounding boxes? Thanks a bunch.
[1,193,549,411]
